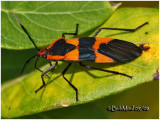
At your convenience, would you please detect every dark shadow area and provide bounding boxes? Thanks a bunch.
[112,1,159,8]
[1,48,48,84]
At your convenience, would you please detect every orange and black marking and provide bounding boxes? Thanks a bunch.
[46,37,142,63]
[12,11,149,102]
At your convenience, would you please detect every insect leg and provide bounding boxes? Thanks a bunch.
[62,24,79,38]
[35,61,58,93]
[47,60,52,66]
[79,62,132,79]
[48,60,57,72]
[61,63,79,102]
[35,56,43,73]
[21,55,37,74]
[92,22,149,37]
[35,56,51,78]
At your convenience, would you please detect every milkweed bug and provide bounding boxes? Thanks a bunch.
[12,12,149,102]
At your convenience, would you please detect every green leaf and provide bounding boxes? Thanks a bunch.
[1,1,114,50]
[1,7,158,118]
[17,80,159,119]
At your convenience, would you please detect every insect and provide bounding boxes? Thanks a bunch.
[12,12,149,102]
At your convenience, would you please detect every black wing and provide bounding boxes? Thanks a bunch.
[98,39,142,62]
[78,47,96,62]
[78,37,96,62]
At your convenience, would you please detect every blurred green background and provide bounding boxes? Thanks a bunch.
[2,1,159,119]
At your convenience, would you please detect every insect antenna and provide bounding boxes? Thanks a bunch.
[21,55,38,74]
[11,12,40,51]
